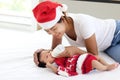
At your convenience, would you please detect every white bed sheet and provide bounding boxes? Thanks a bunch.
[0,28,120,80]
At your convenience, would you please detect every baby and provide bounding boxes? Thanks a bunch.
[36,45,119,77]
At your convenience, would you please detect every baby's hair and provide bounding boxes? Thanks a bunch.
[37,49,46,68]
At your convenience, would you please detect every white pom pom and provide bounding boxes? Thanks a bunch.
[61,4,68,12]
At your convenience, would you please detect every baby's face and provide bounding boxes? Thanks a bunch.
[40,50,54,64]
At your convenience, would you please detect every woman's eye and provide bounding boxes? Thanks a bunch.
[54,28,56,31]
[52,28,56,31]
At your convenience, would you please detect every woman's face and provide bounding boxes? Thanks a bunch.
[44,21,66,39]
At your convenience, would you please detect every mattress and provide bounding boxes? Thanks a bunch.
[0,28,120,80]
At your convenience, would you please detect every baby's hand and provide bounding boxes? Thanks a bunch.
[46,62,58,73]
[46,62,52,68]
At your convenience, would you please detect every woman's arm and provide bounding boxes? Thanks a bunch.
[84,34,98,55]
[33,49,43,66]
[56,46,86,58]
[57,34,98,57]
[52,35,62,49]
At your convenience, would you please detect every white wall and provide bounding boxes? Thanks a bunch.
[40,0,120,19]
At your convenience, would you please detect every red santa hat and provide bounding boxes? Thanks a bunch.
[32,1,68,29]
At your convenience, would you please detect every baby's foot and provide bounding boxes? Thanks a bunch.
[107,63,119,71]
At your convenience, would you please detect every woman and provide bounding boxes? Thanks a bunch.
[32,1,120,65]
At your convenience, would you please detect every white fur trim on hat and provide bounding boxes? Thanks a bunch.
[61,4,68,12]
[76,54,88,74]
[38,6,62,29]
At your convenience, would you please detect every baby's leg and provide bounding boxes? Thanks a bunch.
[92,60,119,71]
[106,63,119,71]
[92,60,108,71]
[95,56,109,66]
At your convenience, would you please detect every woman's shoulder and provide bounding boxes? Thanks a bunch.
[67,13,96,22]
[67,13,94,18]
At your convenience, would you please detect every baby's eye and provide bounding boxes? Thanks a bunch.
[52,28,56,31]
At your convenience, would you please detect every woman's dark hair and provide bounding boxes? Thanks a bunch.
[37,50,46,68]
[57,18,62,23]
[57,12,69,24]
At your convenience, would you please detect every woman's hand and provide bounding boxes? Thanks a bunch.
[56,46,86,58]
[33,49,43,66]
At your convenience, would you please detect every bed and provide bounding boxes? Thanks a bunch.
[0,28,120,80]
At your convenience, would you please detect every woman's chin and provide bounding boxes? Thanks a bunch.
[57,33,64,38]
[55,35,62,39]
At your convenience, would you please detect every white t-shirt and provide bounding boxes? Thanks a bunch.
[64,13,116,51]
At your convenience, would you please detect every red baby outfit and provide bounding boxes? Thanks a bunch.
[54,53,97,77]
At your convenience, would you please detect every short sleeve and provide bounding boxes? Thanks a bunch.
[80,22,95,39]
[78,14,95,39]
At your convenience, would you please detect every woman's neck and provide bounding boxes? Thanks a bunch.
[65,17,73,33]
[65,17,77,41]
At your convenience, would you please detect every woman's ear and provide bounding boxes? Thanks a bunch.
[37,23,42,30]
[61,16,66,23]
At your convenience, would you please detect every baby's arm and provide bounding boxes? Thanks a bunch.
[46,62,77,77]
[57,66,78,77]
[46,62,58,73]
[46,62,70,76]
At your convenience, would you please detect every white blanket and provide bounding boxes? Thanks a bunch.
[0,28,120,80]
